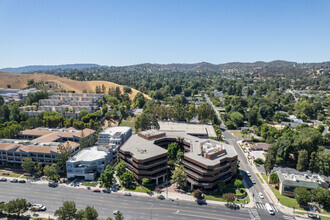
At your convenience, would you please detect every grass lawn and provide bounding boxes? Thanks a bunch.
[81,181,98,187]
[230,130,252,138]
[0,171,22,178]
[321,216,330,220]
[204,188,250,204]
[256,173,264,183]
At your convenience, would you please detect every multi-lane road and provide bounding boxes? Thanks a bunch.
[0,181,253,220]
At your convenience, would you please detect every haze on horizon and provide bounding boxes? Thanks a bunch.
[0,0,329,68]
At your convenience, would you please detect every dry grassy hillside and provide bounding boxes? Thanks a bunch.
[0,72,151,100]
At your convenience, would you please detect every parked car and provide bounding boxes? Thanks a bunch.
[157,195,165,200]
[226,203,240,210]
[124,192,131,196]
[48,182,58,187]
[10,179,18,183]
[0,178,7,182]
[259,192,264,199]
[93,189,101,193]
[103,189,111,194]
[18,180,26,183]
[251,178,256,184]
[246,171,251,177]
[113,210,119,215]
[30,204,47,211]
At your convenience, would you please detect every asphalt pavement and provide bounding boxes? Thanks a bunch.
[0,181,255,220]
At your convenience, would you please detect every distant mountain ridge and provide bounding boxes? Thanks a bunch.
[1,60,330,74]
[0,64,101,73]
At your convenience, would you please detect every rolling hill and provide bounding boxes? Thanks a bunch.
[0,72,151,100]
[0,64,101,73]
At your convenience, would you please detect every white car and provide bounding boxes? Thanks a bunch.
[251,178,256,184]
[259,192,264,199]
[113,210,118,215]
[246,171,251,177]
[31,204,46,211]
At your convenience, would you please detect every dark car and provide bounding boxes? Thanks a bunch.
[103,189,111,194]
[157,195,165,200]
[48,182,58,187]
[10,179,18,183]
[93,189,101,193]
[18,180,26,183]
[0,178,7,182]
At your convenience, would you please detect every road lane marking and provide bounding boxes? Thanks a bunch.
[0,188,250,220]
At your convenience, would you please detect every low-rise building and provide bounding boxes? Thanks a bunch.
[21,92,104,118]
[0,139,79,167]
[119,129,238,188]
[0,127,95,167]
[66,146,113,180]
[277,170,329,197]
[0,88,38,104]
[98,126,132,148]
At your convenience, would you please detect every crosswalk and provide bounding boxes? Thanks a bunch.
[248,208,261,220]
[255,202,279,212]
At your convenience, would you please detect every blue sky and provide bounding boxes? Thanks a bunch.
[0,0,329,68]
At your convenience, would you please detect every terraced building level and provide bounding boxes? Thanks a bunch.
[119,129,238,189]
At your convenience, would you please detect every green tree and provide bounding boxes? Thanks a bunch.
[142,178,149,187]
[120,172,134,187]
[43,164,60,180]
[21,157,35,174]
[264,152,275,174]
[99,165,115,188]
[229,111,244,128]
[269,173,279,184]
[317,125,325,133]
[294,187,311,206]
[234,179,243,189]
[55,201,77,220]
[56,142,72,172]
[84,206,98,220]
[133,92,146,108]
[0,95,4,106]
[116,161,127,177]
[315,151,330,176]
[218,181,226,194]
[197,103,214,122]
[167,142,179,160]
[170,165,187,190]
[311,188,330,209]
[296,150,308,171]
[115,210,124,220]
[5,198,28,217]
[309,151,317,173]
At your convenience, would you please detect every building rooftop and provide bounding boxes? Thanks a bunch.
[120,130,237,165]
[68,146,108,162]
[158,121,216,137]
[277,170,328,189]
[99,126,131,136]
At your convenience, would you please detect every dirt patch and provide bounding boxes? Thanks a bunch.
[0,71,151,100]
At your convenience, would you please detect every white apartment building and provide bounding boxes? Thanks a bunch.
[66,146,114,180]
[21,92,104,118]
[98,127,132,149]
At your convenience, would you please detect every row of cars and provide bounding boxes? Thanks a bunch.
[0,177,26,183]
